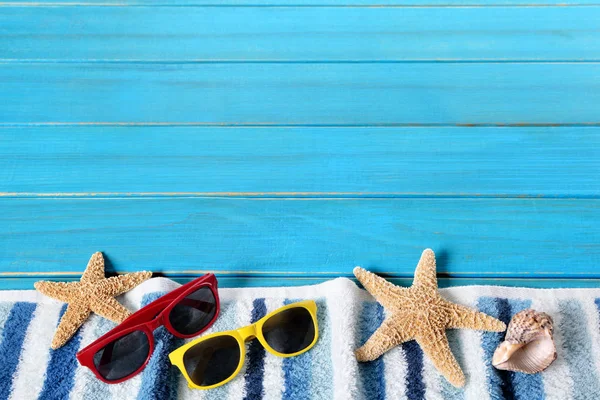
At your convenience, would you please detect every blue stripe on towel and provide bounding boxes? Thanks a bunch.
[0,302,16,398]
[478,297,513,400]
[283,298,313,400]
[310,298,333,399]
[39,304,83,400]
[0,302,36,399]
[558,299,600,399]
[440,330,464,400]
[357,301,385,400]
[508,302,545,399]
[478,297,544,400]
[402,340,425,400]
[243,298,267,400]
[138,292,184,400]
[504,300,544,400]
[83,318,116,400]
[0,302,15,334]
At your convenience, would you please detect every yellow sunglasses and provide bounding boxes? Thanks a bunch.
[169,300,319,390]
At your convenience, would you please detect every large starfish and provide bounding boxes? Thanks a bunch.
[35,252,151,349]
[354,249,506,387]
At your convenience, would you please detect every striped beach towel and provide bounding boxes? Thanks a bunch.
[0,277,599,399]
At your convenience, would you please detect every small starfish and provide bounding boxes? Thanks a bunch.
[354,249,506,387]
[35,252,151,349]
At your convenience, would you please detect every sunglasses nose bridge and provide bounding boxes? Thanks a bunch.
[147,313,164,331]
[238,324,257,342]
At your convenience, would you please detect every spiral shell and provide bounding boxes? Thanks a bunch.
[492,309,557,374]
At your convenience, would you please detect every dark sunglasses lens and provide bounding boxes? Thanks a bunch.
[262,306,315,354]
[93,330,150,381]
[169,286,217,335]
[183,335,240,387]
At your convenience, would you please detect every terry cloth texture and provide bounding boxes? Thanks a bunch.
[0,278,600,399]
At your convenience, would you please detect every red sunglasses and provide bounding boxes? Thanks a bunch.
[77,273,220,384]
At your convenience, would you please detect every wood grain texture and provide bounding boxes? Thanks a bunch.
[2,63,600,124]
[1,126,599,196]
[2,7,600,62]
[0,198,598,278]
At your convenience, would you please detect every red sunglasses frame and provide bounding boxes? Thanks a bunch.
[76,273,220,384]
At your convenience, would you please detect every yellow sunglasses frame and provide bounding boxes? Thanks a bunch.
[169,300,319,390]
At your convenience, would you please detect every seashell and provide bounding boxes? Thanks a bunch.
[492,309,557,374]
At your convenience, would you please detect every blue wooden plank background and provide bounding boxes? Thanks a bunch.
[1,197,599,277]
[3,63,600,124]
[0,1,598,288]
[3,7,600,62]
[1,127,599,195]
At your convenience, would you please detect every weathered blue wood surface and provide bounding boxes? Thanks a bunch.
[2,7,600,62]
[1,198,599,277]
[0,1,598,289]
[1,127,598,195]
[2,63,600,124]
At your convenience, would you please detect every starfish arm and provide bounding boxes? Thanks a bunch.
[81,252,106,283]
[355,314,416,362]
[412,249,438,295]
[446,302,506,332]
[353,267,408,309]
[34,281,80,303]
[90,296,131,323]
[96,271,152,297]
[416,327,466,388]
[51,301,91,349]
